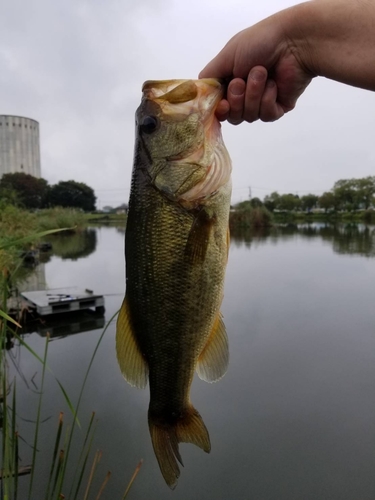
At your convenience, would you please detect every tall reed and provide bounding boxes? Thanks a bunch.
[0,220,141,498]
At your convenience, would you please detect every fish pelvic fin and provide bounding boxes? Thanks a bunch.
[148,405,211,489]
[196,312,229,383]
[116,296,148,388]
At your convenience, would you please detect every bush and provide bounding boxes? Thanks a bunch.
[229,206,273,229]
[36,207,86,231]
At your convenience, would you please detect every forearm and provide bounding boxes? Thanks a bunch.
[285,0,375,90]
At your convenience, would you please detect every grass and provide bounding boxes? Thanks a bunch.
[36,208,86,232]
[0,211,141,499]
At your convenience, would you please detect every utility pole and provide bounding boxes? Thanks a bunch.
[248,186,252,200]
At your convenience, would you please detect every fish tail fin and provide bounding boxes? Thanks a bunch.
[148,405,211,489]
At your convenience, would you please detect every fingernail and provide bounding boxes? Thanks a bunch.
[266,79,275,88]
[250,69,266,82]
[230,82,244,96]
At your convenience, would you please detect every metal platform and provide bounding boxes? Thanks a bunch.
[20,287,105,316]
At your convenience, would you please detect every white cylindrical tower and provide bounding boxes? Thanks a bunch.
[0,115,41,178]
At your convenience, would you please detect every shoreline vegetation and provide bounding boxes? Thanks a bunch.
[0,198,373,496]
[229,175,375,228]
[229,204,375,229]
[0,205,142,498]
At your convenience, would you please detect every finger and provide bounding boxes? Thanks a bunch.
[242,66,268,123]
[226,78,246,125]
[215,99,230,121]
[259,79,285,122]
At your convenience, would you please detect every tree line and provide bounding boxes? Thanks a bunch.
[236,176,375,213]
[0,172,96,211]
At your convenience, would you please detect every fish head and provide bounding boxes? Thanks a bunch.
[136,79,231,208]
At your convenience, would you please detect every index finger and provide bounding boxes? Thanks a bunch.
[199,44,235,79]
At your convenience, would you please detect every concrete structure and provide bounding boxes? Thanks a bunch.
[0,115,41,178]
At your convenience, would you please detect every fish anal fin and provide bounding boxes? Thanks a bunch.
[197,313,229,383]
[148,405,210,489]
[184,210,216,265]
[116,297,148,388]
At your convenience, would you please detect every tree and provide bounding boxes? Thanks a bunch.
[333,179,358,211]
[300,194,319,212]
[354,176,375,209]
[0,172,49,209]
[277,193,300,211]
[263,192,280,212]
[250,197,263,208]
[332,177,375,211]
[47,180,96,211]
[318,192,339,212]
[234,200,252,211]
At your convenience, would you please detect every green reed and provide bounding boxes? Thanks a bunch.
[0,222,142,499]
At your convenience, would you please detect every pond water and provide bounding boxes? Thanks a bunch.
[10,223,375,500]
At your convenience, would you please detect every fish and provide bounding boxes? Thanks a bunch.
[116,78,232,488]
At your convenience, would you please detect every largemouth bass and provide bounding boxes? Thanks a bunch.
[116,78,232,488]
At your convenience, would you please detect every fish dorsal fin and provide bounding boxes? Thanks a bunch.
[196,313,229,383]
[116,297,148,388]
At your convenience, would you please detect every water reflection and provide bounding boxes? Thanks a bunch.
[21,310,105,339]
[230,223,375,257]
[42,228,97,261]
[7,224,375,500]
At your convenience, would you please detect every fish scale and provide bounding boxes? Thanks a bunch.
[116,78,232,488]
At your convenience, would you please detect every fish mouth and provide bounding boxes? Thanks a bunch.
[141,79,224,121]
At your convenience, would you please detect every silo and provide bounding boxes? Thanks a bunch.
[0,115,41,178]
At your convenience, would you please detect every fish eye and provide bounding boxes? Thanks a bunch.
[140,115,159,134]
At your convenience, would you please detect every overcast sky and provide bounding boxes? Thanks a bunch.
[1,0,374,208]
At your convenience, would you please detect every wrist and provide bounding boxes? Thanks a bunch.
[281,0,375,90]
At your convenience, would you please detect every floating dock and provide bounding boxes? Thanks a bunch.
[20,287,105,316]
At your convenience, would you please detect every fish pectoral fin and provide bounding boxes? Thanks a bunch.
[116,296,148,388]
[184,209,216,265]
[196,312,229,383]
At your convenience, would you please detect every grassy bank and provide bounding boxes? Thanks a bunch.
[36,207,87,231]
[271,209,375,224]
[0,205,141,497]
[84,213,127,223]
[0,206,87,308]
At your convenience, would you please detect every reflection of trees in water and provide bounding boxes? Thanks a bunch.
[48,229,97,260]
[230,227,272,249]
[231,223,375,257]
[330,225,375,257]
[116,226,126,235]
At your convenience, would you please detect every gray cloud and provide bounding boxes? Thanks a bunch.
[1,0,374,208]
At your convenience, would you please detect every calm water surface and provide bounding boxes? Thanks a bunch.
[11,223,375,499]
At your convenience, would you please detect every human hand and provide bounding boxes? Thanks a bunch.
[199,9,314,124]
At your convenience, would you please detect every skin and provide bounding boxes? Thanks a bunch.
[199,0,375,124]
